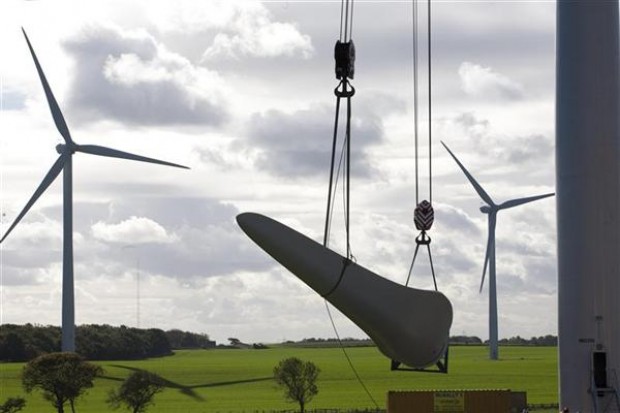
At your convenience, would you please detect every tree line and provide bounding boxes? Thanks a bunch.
[497,334,557,346]
[0,324,212,362]
[288,335,558,347]
[451,334,557,346]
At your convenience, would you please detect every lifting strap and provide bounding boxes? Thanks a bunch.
[323,41,355,258]
[406,200,437,291]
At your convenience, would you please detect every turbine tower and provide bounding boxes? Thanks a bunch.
[442,141,554,360]
[1,29,189,352]
[557,1,620,410]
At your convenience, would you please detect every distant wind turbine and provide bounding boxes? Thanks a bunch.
[441,141,554,360]
[1,29,189,352]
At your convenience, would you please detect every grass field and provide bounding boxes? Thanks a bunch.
[0,345,557,412]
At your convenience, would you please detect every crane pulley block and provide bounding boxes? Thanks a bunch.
[414,200,434,231]
[335,40,356,80]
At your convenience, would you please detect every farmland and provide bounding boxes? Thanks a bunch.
[0,345,557,412]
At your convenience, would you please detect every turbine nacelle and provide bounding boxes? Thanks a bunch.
[480,205,492,214]
[55,143,74,155]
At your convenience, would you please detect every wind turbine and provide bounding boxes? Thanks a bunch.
[1,29,189,352]
[441,141,554,360]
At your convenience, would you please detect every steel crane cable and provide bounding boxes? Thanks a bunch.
[427,0,433,204]
[324,1,355,259]
[406,0,438,292]
[339,0,354,43]
[323,0,353,249]
[413,0,433,206]
[413,0,420,205]
[323,0,379,407]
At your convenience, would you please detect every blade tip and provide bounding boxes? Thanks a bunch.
[236,212,262,232]
[167,160,190,170]
[22,27,31,42]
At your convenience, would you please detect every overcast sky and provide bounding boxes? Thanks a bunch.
[0,0,556,345]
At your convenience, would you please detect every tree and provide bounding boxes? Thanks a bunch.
[0,397,26,413]
[22,352,102,413]
[273,357,320,413]
[107,370,164,413]
[228,338,241,346]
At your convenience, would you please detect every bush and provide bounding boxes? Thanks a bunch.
[0,397,26,413]
[107,370,165,413]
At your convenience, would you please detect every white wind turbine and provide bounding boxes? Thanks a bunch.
[441,141,554,360]
[0,29,189,352]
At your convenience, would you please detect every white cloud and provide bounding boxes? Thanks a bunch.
[135,0,314,60]
[1,217,62,248]
[438,112,554,172]
[91,216,175,244]
[247,105,382,179]
[198,1,313,60]
[458,62,524,100]
[64,24,228,126]
[204,21,313,60]
[104,53,171,85]
[103,47,223,94]
[145,0,257,33]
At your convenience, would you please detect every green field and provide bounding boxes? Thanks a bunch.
[0,345,557,412]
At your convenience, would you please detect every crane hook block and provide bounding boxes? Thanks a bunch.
[335,40,355,80]
[414,200,434,231]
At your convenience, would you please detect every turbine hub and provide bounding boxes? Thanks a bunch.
[56,143,76,155]
[480,205,491,214]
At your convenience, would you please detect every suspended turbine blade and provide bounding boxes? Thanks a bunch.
[479,212,497,293]
[498,192,555,210]
[237,212,453,369]
[1,155,67,243]
[22,28,73,144]
[441,141,495,207]
[75,145,189,169]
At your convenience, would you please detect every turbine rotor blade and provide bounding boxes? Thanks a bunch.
[22,28,73,144]
[441,141,495,207]
[498,192,555,210]
[480,251,489,293]
[480,213,497,293]
[1,155,67,243]
[75,145,189,169]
